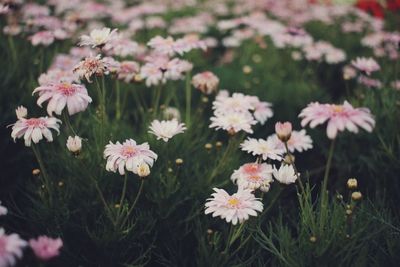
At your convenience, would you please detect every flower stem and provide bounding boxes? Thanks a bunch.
[63,111,78,136]
[185,71,192,128]
[319,139,335,233]
[118,173,129,217]
[32,145,52,205]
[284,142,304,193]
[153,85,162,116]
[115,80,121,120]
[120,179,145,227]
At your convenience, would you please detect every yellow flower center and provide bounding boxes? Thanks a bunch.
[227,197,240,208]
[332,105,344,113]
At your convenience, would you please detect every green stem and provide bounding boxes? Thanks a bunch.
[185,72,192,127]
[32,145,52,205]
[63,111,78,136]
[115,80,121,120]
[319,139,336,233]
[8,36,17,63]
[153,85,162,116]
[118,173,129,217]
[208,136,237,183]
[284,142,304,193]
[120,179,145,227]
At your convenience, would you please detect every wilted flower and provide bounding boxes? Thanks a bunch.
[15,106,27,119]
[148,119,186,142]
[299,101,375,139]
[240,138,283,161]
[351,57,380,75]
[29,236,63,261]
[79,27,118,48]
[66,136,82,154]
[273,164,298,184]
[104,139,158,175]
[231,163,274,192]
[0,228,27,267]
[10,117,61,146]
[275,122,292,142]
[33,82,92,116]
[73,54,110,82]
[205,188,263,225]
[192,71,219,95]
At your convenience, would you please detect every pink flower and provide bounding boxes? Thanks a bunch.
[73,54,110,83]
[231,163,274,192]
[29,236,63,261]
[117,61,140,83]
[269,130,313,153]
[275,122,292,142]
[191,71,219,95]
[33,82,92,116]
[29,31,54,46]
[104,139,158,175]
[10,117,61,146]
[351,57,380,75]
[299,101,375,139]
[205,188,263,225]
[0,228,27,267]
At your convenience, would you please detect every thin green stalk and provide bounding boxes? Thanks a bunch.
[319,139,336,233]
[120,179,145,227]
[153,85,162,116]
[284,142,304,193]
[32,145,52,205]
[8,36,17,63]
[63,111,78,136]
[185,72,192,127]
[115,80,121,120]
[208,136,237,183]
[118,173,129,217]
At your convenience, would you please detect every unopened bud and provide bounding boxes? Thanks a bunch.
[275,122,292,142]
[351,191,362,201]
[32,169,40,176]
[309,236,317,243]
[66,136,82,154]
[347,178,358,189]
[205,143,212,150]
[175,158,183,165]
[137,163,150,178]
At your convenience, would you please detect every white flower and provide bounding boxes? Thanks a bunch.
[205,188,263,225]
[15,106,27,119]
[273,164,298,184]
[79,27,118,48]
[268,130,313,153]
[231,163,274,192]
[148,119,186,142]
[0,228,27,267]
[240,138,283,161]
[210,112,257,135]
[66,136,82,153]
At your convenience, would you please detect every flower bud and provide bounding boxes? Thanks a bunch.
[309,236,317,243]
[15,106,27,119]
[275,122,292,142]
[32,169,41,176]
[175,158,183,165]
[66,136,82,154]
[205,143,212,150]
[137,163,150,178]
[351,191,362,201]
[347,178,358,189]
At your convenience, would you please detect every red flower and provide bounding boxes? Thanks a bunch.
[356,0,384,18]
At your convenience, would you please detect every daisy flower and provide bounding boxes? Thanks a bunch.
[33,82,92,116]
[191,71,219,95]
[104,139,158,175]
[351,57,380,75]
[79,27,118,48]
[231,163,274,192]
[205,188,263,225]
[273,164,298,184]
[210,112,257,135]
[29,31,54,46]
[148,119,186,142]
[299,101,375,139]
[73,54,110,83]
[10,117,61,146]
[269,130,313,153]
[117,61,140,83]
[29,236,63,261]
[147,36,177,56]
[0,228,27,267]
[240,138,283,161]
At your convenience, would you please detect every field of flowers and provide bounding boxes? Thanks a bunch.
[0,0,399,266]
